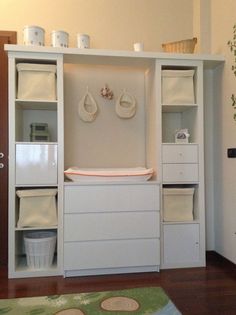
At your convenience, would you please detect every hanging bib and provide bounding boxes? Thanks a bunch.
[115,90,136,119]
[78,88,98,122]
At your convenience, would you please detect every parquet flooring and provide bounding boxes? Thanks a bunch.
[0,252,236,315]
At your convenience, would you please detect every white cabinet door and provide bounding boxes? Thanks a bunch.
[16,143,57,185]
[163,223,200,266]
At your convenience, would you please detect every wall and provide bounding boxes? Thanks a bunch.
[64,63,147,169]
[3,0,231,255]
[211,0,236,263]
[0,0,193,51]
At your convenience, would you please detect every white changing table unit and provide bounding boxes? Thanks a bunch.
[5,44,224,278]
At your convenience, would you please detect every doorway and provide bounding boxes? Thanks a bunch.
[0,31,17,265]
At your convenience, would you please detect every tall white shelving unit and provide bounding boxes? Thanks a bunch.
[5,44,224,278]
[8,50,64,278]
[158,59,206,268]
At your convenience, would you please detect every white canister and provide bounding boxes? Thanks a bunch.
[23,25,45,46]
[51,30,69,48]
[77,33,90,49]
[133,42,144,52]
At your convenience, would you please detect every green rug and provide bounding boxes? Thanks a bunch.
[0,287,182,315]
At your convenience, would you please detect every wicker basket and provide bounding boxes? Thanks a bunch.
[162,38,197,53]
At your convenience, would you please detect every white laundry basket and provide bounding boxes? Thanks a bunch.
[162,70,195,105]
[24,231,57,269]
[163,188,194,221]
[16,63,57,100]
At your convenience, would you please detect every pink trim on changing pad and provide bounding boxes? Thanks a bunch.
[64,167,154,182]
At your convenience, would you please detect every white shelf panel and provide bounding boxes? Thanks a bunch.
[10,256,61,278]
[5,44,225,69]
[162,220,200,225]
[64,179,160,186]
[162,104,197,112]
[15,226,58,231]
[16,99,57,110]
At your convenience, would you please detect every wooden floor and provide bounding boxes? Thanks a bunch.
[0,251,236,315]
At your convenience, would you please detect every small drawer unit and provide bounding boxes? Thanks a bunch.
[162,144,199,183]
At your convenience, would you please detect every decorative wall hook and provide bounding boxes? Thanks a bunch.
[100,84,114,100]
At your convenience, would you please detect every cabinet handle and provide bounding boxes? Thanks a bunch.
[0,163,4,169]
[0,152,4,159]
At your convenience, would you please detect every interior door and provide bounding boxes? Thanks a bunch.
[0,31,17,265]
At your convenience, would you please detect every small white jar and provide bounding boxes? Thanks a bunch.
[51,30,69,48]
[77,33,90,49]
[133,42,144,52]
[23,25,45,46]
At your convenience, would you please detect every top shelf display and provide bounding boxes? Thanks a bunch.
[5,44,225,69]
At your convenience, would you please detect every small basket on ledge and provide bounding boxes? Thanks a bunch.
[162,38,197,54]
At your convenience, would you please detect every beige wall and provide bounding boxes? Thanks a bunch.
[0,0,193,51]
[211,0,236,262]
[2,0,234,258]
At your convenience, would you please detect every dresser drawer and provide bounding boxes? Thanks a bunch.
[64,211,160,241]
[64,239,160,270]
[64,184,159,213]
[163,164,198,183]
[162,144,198,163]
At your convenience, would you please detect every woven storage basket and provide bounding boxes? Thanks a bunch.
[163,188,195,221]
[162,38,197,53]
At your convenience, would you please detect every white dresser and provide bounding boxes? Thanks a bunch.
[64,182,160,276]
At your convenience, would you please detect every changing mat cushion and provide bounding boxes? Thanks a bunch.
[64,167,153,182]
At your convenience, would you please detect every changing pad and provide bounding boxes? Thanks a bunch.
[64,167,154,182]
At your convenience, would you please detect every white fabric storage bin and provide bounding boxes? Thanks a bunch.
[163,188,194,221]
[24,231,57,269]
[162,70,195,104]
[16,63,57,100]
[16,189,58,228]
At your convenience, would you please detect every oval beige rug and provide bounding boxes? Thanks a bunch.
[100,296,140,312]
